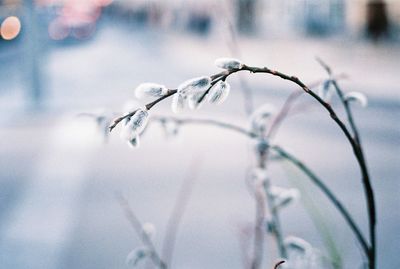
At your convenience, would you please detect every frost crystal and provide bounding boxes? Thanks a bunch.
[250,103,276,134]
[126,247,149,267]
[177,76,211,96]
[135,83,168,99]
[317,79,333,102]
[171,93,186,113]
[208,80,231,104]
[344,91,368,107]
[214,57,243,70]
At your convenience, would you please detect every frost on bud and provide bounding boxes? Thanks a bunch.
[135,83,168,99]
[126,247,150,267]
[171,93,186,113]
[269,186,300,210]
[188,91,206,110]
[120,108,149,148]
[344,91,368,107]
[317,79,333,102]
[250,104,276,135]
[215,57,243,70]
[208,80,231,104]
[142,222,156,239]
[127,108,149,134]
[177,76,211,96]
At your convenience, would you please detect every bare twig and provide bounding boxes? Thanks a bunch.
[316,57,376,268]
[116,193,167,269]
[273,260,285,269]
[150,116,369,257]
[161,158,202,266]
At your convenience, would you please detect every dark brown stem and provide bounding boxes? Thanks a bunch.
[317,58,376,269]
[273,260,285,269]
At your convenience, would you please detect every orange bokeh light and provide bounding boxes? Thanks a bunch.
[1,16,21,41]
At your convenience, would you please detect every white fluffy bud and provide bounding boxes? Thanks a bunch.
[188,91,206,110]
[208,80,230,104]
[344,91,368,107]
[215,57,243,70]
[250,103,276,134]
[135,83,168,99]
[177,76,211,96]
[269,186,300,210]
[120,108,149,145]
[142,222,156,238]
[171,93,186,113]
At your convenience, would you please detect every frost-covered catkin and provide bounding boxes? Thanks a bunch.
[344,91,368,107]
[208,80,231,104]
[215,57,243,70]
[135,83,168,99]
[120,107,149,147]
[173,76,211,112]
[171,93,186,113]
[178,76,211,96]
[250,103,276,134]
[317,79,333,102]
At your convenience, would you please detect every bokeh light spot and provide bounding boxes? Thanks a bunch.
[1,16,21,41]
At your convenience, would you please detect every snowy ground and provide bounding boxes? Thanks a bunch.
[0,24,399,269]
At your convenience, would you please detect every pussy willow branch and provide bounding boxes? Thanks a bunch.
[273,260,285,269]
[109,64,374,265]
[316,58,376,268]
[116,193,167,269]
[150,116,369,257]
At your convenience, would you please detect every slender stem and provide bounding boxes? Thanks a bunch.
[151,116,369,260]
[161,159,200,266]
[116,194,167,269]
[317,58,376,268]
[273,260,285,269]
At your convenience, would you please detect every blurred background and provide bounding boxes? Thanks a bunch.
[0,0,399,268]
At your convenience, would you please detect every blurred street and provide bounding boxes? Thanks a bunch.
[0,3,400,269]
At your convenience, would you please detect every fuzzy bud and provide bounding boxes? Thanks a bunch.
[177,76,211,96]
[171,93,186,113]
[135,83,168,99]
[344,91,368,107]
[208,80,231,104]
[215,57,243,70]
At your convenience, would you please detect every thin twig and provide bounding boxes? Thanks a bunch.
[273,260,285,269]
[116,193,167,269]
[316,57,376,268]
[150,116,369,257]
[161,158,202,266]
